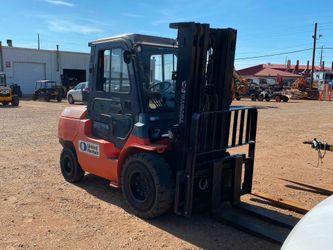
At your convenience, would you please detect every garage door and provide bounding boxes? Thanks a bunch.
[13,62,46,95]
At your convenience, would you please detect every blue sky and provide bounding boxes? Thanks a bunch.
[1,0,333,69]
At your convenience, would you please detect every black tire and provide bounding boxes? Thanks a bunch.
[258,95,264,101]
[11,96,19,106]
[265,96,270,102]
[44,94,50,102]
[32,94,38,101]
[68,95,75,104]
[60,147,85,183]
[121,153,174,219]
[57,93,62,102]
[2,101,9,105]
[251,95,257,101]
[275,95,282,102]
[282,96,289,102]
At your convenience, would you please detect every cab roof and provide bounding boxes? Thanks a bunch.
[89,34,177,48]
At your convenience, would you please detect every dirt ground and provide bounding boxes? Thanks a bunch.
[0,99,332,250]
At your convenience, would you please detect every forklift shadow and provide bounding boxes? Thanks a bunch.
[74,173,124,208]
[75,174,278,249]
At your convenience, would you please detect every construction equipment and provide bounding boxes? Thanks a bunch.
[0,72,19,106]
[290,78,319,100]
[232,70,249,100]
[58,22,298,244]
[32,80,64,102]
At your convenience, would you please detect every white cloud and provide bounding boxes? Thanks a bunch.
[48,20,103,34]
[44,0,75,7]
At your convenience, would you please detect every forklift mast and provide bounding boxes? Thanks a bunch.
[169,22,257,217]
[171,22,236,169]
[168,24,296,244]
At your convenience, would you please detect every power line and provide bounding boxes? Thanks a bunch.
[235,48,312,60]
[236,47,333,60]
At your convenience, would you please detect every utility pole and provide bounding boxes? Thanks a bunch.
[320,45,323,70]
[38,33,40,50]
[0,41,4,72]
[310,22,317,89]
[56,44,60,72]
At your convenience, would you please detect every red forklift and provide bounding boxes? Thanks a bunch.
[58,22,296,244]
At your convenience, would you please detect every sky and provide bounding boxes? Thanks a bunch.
[1,0,333,69]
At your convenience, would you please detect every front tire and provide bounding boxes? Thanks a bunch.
[121,153,174,219]
[60,147,85,183]
[57,93,62,102]
[68,95,74,104]
[11,96,19,106]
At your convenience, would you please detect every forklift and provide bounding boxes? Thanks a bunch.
[0,72,19,106]
[58,22,296,244]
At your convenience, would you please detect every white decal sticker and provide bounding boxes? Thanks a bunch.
[78,140,100,157]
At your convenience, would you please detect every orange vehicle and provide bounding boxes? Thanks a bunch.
[58,22,295,244]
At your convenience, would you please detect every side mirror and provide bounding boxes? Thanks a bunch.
[123,50,133,64]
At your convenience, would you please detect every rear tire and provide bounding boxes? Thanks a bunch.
[251,95,256,101]
[275,95,282,102]
[45,94,50,102]
[32,94,38,101]
[60,147,85,183]
[282,96,289,102]
[57,93,62,102]
[121,153,174,219]
[68,95,75,104]
[11,96,19,106]
[258,95,264,101]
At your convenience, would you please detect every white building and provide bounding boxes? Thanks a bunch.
[0,44,90,95]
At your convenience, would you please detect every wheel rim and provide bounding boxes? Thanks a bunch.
[129,171,149,202]
[63,155,74,175]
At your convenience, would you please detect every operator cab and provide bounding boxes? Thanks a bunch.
[88,34,177,148]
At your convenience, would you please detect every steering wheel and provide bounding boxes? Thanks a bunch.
[148,81,172,94]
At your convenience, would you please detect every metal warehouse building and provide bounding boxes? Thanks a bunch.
[0,43,90,95]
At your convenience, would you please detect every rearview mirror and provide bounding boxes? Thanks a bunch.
[123,50,133,64]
